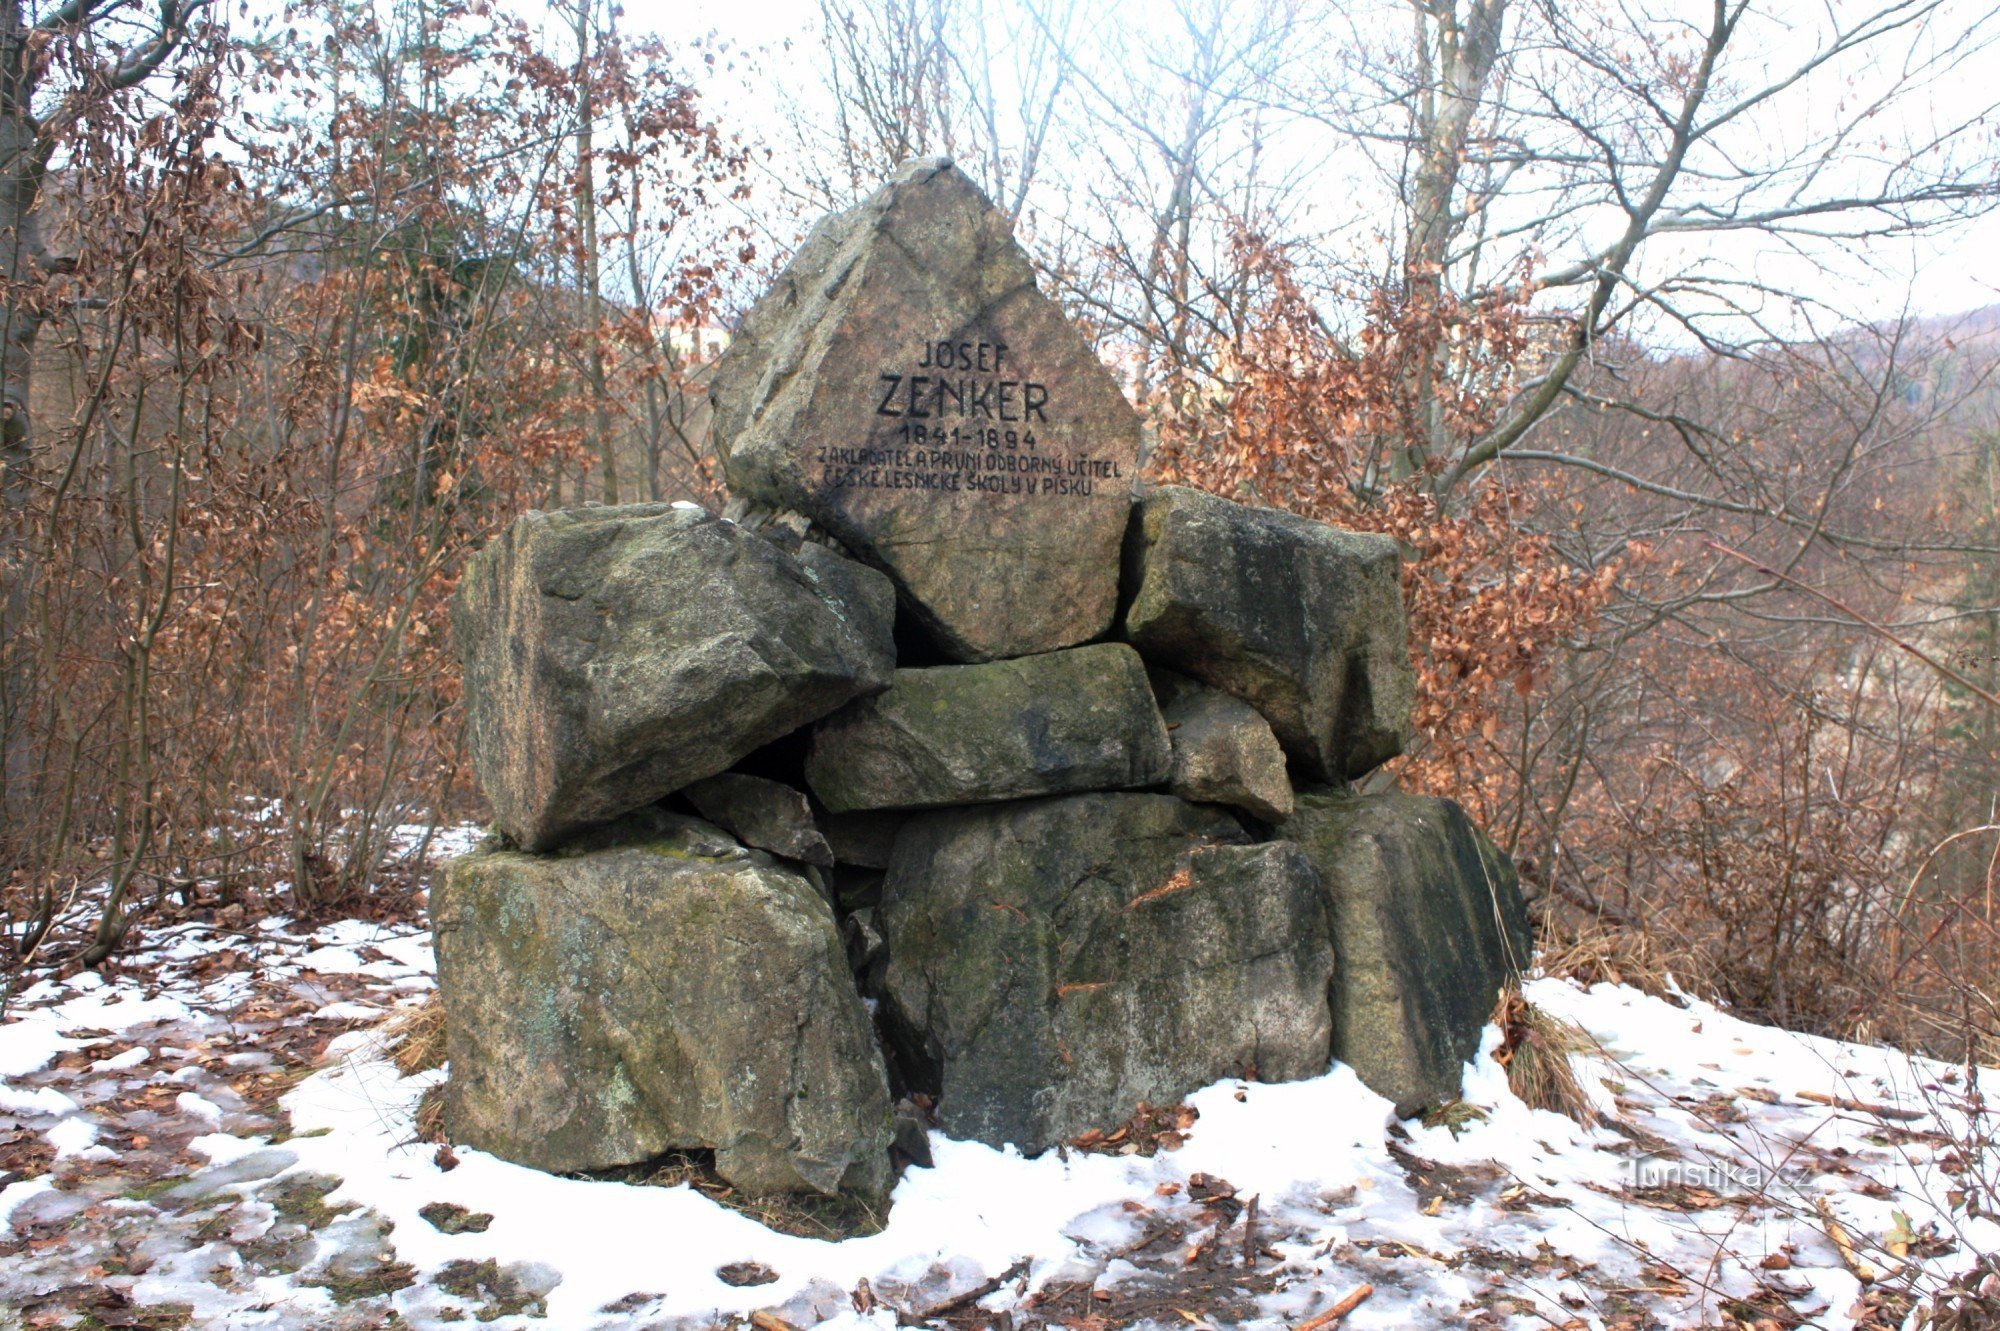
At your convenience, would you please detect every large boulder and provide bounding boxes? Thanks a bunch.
[805,643,1171,813]
[433,809,895,1201]
[1279,791,1531,1116]
[1121,486,1414,781]
[453,503,895,850]
[876,793,1335,1154]
[709,158,1142,663]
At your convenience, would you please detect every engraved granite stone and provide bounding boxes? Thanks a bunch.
[710,158,1141,662]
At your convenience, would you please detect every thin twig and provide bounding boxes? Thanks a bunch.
[1295,1283,1373,1330]
[1704,541,2000,711]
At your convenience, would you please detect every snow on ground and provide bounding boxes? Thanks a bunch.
[1,852,1995,1329]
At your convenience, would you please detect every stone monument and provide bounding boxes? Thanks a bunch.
[709,159,1141,662]
[434,159,1533,1217]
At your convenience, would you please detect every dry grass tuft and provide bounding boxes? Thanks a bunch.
[1494,989,1601,1127]
[382,994,447,1077]
[414,1084,447,1143]
[1536,915,1689,1001]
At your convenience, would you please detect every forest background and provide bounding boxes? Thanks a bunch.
[3,0,1999,1067]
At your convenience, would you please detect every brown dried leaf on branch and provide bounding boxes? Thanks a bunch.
[0,0,751,974]
[1147,230,1616,821]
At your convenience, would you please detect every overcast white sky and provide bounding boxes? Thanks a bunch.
[616,0,2000,331]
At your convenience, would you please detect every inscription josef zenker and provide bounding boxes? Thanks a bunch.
[709,157,1144,659]
[815,339,1122,498]
[873,340,1051,424]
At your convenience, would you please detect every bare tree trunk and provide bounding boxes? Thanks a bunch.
[0,0,200,504]
[0,0,46,501]
[1133,76,1208,409]
[0,0,46,822]
[1400,0,1506,481]
[573,0,617,505]
[621,167,671,503]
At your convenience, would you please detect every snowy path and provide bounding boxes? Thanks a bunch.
[1,895,1994,1329]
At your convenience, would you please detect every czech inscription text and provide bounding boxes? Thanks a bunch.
[815,339,1121,500]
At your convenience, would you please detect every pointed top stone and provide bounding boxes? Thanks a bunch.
[710,159,1142,662]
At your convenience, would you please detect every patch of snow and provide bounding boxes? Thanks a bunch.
[323,1028,387,1062]
[370,933,437,975]
[0,1176,54,1225]
[91,1046,150,1072]
[292,945,366,973]
[6,905,1997,1331]
[385,820,484,863]
[277,1053,1161,1326]
[251,985,1991,1331]
[195,972,260,1005]
[45,1114,98,1157]
[175,1092,225,1125]
[310,1000,386,1023]
[0,1021,84,1077]
[0,1083,78,1116]
[2,976,193,1084]
[189,1132,266,1165]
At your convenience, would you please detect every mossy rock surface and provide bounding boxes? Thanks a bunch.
[452,503,894,850]
[806,643,1170,813]
[1279,790,1531,1116]
[434,808,894,1203]
[876,792,1335,1154]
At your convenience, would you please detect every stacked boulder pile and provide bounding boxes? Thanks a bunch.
[435,159,1532,1214]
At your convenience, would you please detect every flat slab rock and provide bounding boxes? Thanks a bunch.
[709,158,1142,662]
[433,808,894,1200]
[1123,485,1415,781]
[1279,790,1531,1115]
[452,503,894,850]
[876,792,1335,1154]
[805,642,1171,813]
